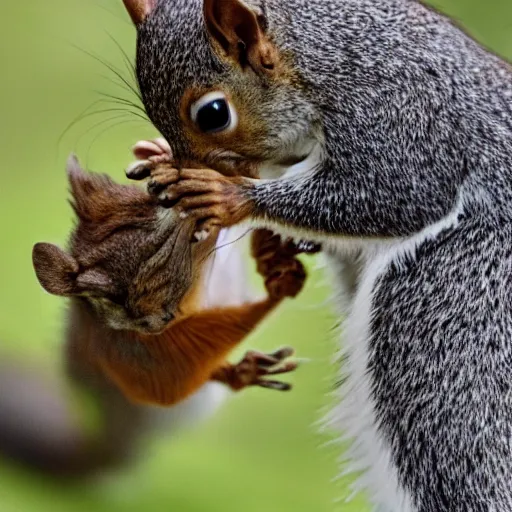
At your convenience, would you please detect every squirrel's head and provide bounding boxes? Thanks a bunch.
[33,156,216,334]
[125,0,321,177]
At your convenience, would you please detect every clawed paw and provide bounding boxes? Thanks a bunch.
[230,347,298,391]
[127,155,252,235]
[126,138,173,180]
[251,230,307,300]
[264,259,306,300]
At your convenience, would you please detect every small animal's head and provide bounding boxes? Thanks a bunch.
[33,156,216,334]
[124,0,320,177]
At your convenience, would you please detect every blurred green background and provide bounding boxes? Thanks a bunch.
[0,1,511,511]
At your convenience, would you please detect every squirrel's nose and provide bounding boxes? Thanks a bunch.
[134,311,175,333]
[137,319,151,330]
[162,312,175,324]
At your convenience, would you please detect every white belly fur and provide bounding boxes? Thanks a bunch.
[325,245,416,512]
[324,202,462,511]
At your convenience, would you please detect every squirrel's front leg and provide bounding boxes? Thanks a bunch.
[127,151,436,239]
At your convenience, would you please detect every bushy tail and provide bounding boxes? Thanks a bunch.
[0,357,147,479]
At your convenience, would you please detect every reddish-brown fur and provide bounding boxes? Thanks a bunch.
[71,299,282,407]
[33,157,306,408]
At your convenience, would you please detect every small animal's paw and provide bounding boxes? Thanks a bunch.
[251,229,284,263]
[231,347,298,391]
[126,148,255,236]
[251,230,307,300]
[264,258,306,300]
[252,230,321,261]
[126,138,172,180]
[159,167,254,229]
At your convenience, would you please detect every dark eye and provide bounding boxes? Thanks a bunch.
[190,92,237,134]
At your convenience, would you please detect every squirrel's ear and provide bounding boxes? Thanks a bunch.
[33,243,79,297]
[66,154,115,221]
[204,0,278,75]
[66,154,94,220]
[123,0,157,25]
[66,154,87,187]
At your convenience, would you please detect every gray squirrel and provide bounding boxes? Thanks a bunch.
[122,0,512,510]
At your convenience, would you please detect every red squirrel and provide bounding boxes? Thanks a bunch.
[0,155,307,478]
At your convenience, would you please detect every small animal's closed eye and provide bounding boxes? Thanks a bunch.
[190,91,238,134]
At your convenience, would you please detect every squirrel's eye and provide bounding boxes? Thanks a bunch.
[190,92,238,134]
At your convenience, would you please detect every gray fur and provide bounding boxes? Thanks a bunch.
[133,0,512,509]
[369,218,512,511]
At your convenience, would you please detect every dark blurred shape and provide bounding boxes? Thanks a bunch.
[0,356,146,479]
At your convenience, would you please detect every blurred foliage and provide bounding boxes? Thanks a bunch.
[0,1,510,511]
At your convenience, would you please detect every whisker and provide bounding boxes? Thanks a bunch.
[85,118,145,167]
[59,105,148,148]
[94,90,147,117]
[204,243,219,292]
[70,43,142,101]
[199,228,253,265]
[200,229,253,305]
[105,31,136,77]
[98,74,142,100]
[74,113,134,149]
[91,2,133,27]
[58,99,109,147]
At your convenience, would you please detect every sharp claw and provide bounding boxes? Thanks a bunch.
[298,240,322,254]
[257,380,292,391]
[268,346,295,361]
[263,361,299,376]
[126,160,151,180]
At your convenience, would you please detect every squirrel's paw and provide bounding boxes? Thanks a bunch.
[230,347,298,392]
[252,229,322,259]
[251,230,307,300]
[264,258,306,300]
[126,156,255,236]
[157,167,255,230]
[126,138,172,180]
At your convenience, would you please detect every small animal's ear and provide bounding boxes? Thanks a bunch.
[203,0,278,74]
[33,243,79,297]
[66,154,88,189]
[123,0,157,25]
[66,154,95,220]
[66,154,115,221]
